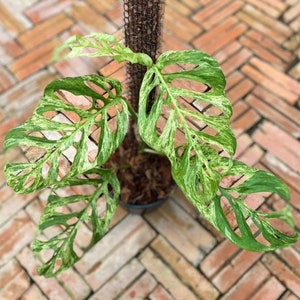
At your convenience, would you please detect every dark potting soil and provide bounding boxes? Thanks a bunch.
[105,135,174,205]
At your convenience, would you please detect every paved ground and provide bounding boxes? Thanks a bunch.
[1,0,300,299]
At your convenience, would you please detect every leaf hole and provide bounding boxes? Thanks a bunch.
[85,81,108,96]
[62,145,77,164]
[43,111,57,120]
[160,103,172,118]
[54,204,68,215]
[171,78,209,93]
[71,182,97,196]
[66,216,79,226]
[90,126,101,143]
[181,113,206,132]
[24,174,35,190]
[56,90,93,110]
[39,247,55,263]
[107,116,118,134]
[53,258,63,274]
[93,114,102,124]
[44,224,66,242]
[42,161,51,179]
[201,125,219,137]
[161,63,195,74]
[203,105,223,117]
[95,99,105,109]
[259,206,296,237]
[54,112,79,124]
[174,129,188,149]
[192,98,211,112]
[87,139,99,164]
[220,196,237,227]
[74,222,93,250]
[220,175,241,188]
[85,80,116,99]
[235,218,258,239]
[57,155,71,179]
[96,195,107,219]
[68,200,88,213]
[156,115,167,136]
[107,102,124,118]
[254,232,272,247]
[42,130,63,141]
[26,146,47,163]
[177,62,199,70]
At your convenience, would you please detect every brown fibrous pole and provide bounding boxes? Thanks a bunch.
[123,0,165,112]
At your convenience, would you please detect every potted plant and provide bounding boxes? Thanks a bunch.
[4,33,299,277]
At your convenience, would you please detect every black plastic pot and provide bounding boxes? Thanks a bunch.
[119,197,168,214]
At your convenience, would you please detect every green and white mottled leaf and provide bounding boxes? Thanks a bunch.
[223,159,290,199]
[54,33,153,67]
[4,75,128,193]
[210,159,299,250]
[138,49,299,251]
[139,50,236,206]
[32,168,120,277]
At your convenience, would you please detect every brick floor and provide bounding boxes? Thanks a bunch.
[0,0,300,299]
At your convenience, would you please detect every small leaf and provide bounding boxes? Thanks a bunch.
[32,168,120,277]
[227,164,290,200]
[54,33,153,67]
[209,160,299,251]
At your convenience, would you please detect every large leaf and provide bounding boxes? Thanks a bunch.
[32,168,120,277]
[5,75,128,193]
[54,33,153,67]
[138,50,299,250]
[138,50,236,206]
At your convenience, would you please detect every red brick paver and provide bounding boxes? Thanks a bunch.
[0,0,300,299]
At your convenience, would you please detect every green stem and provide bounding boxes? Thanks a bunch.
[124,98,138,123]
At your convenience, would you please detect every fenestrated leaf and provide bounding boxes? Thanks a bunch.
[208,160,299,251]
[227,164,290,200]
[138,50,236,206]
[54,33,153,67]
[32,168,120,277]
[4,75,128,194]
[138,50,299,251]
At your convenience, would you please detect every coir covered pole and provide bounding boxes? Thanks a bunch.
[123,0,165,111]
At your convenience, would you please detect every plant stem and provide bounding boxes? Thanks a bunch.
[124,98,138,123]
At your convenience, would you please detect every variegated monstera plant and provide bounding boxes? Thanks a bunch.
[4,33,299,277]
